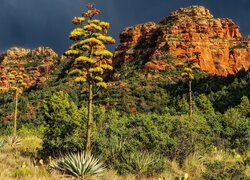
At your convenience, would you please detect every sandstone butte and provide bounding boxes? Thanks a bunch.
[0,46,63,91]
[113,5,250,76]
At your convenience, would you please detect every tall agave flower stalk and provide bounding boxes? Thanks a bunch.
[176,56,200,117]
[0,62,28,135]
[65,3,115,153]
[49,151,105,178]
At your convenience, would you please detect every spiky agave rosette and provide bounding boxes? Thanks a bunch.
[49,151,105,178]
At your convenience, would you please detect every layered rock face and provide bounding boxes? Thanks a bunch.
[113,5,250,76]
[0,47,59,91]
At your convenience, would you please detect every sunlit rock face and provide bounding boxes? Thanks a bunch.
[113,5,250,76]
[0,46,58,90]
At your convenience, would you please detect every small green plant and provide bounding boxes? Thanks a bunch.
[211,35,220,39]
[6,135,21,147]
[230,43,247,50]
[11,168,34,178]
[0,137,6,147]
[49,151,105,178]
[115,150,165,176]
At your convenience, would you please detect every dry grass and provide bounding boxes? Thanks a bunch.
[0,136,249,180]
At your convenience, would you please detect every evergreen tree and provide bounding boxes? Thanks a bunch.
[65,3,115,152]
[195,93,214,114]
[236,96,250,117]
[41,91,87,157]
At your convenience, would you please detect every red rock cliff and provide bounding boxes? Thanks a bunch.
[113,5,250,76]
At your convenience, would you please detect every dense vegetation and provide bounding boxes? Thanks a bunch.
[0,3,249,179]
[0,53,249,179]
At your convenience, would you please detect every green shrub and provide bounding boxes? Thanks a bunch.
[202,160,248,180]
[221,108,250,153]
[39,91,87,157]
[195,94,215,114]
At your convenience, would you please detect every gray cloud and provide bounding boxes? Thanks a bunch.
[0,0,249,54]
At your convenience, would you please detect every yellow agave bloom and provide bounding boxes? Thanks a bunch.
[69,28,86,38]
[175,62,184,67]
[83,24,102,32]
[75,77,86,83]
[189,74,194,80]
[72,17,85,24]
[65,49,83,56]
[88,19,100,25]
[70,42,81,49]
[100,64,113,70]
[80,88,87,93]
[89,67,104,74]
[191,64,201,69]
[11,86,18,91]
[79,38,103,46]
[75,56,97,64]
[100,21,110,29]
[97,35,115,44]
[93,50,113,58]
[82,45,90,51]
[10,71,17,75]
[16,75,23,79]
[189,56,196,61]
[21,82,27,86]
[94,76,103,82]
[181,72,188,77]
[68,69,82,76]
[96,82,107,88]
[184,68,192,73]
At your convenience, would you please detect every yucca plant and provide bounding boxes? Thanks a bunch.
[6,135,21,147]
[118,150,164,176]
[0,137,6,147]
[49,151,105,178]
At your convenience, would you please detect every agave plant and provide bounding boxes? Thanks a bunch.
[0,137,6,147]
[6,135,21,147]
[49,151,105,178]
[117,150,165,176]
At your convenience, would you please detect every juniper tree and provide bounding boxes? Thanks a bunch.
[176,56,200,117]
[65,3,115,153]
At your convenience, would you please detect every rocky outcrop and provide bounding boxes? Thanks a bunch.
[113,5,250,76]
[6,47,31,59]
[31,47,58,58]
[0,47,58,90]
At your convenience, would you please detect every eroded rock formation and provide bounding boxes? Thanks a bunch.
[113,5,250,76]
[0,46,58,90]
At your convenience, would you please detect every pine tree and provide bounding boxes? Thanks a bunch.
[65,3,115,153]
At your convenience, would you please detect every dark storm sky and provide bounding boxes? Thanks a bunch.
[0,0,250,55]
